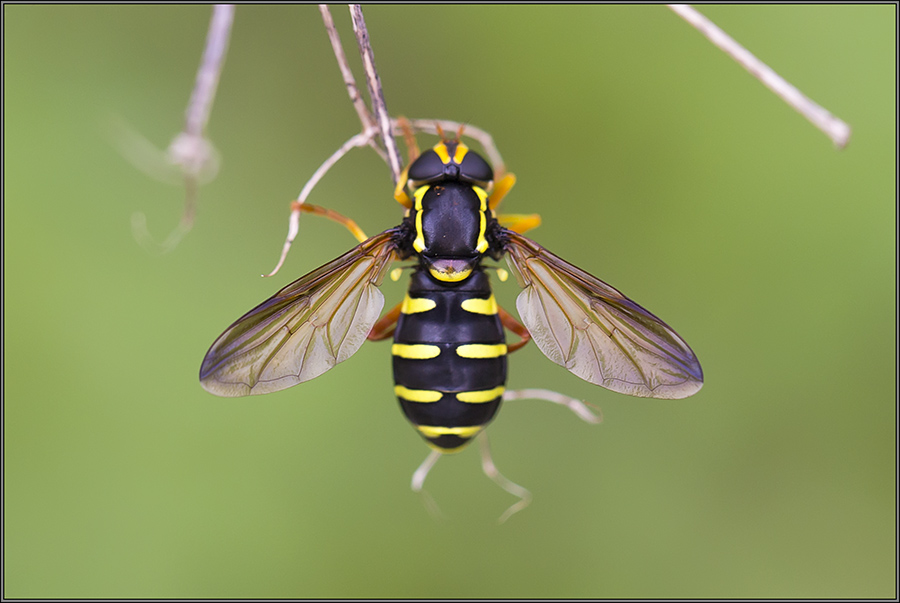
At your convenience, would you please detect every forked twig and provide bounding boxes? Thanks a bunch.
[128,4,234,253]
[264,4,394,278]
[668,4,851,148]
[267,6,517,278]
[319,5,376,133]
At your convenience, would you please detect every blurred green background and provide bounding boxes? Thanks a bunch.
[4,5,895,598]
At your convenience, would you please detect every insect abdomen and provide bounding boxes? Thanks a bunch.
[393,270,506,453]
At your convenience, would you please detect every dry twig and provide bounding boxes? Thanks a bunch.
[128,4,235,253]
[349,5,404,183]
[669,4,851,148]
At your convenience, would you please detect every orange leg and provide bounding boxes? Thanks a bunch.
[396,116,421,163]
[498,305,531,353]
[489,173,517,210]
[393,117,423,209]
[293,201,368,243]
[368,301,402,341]
[497,212,542,235]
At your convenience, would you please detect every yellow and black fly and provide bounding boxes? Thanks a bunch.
[199,131,703,519]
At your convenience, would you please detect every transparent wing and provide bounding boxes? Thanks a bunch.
[200,229,399,397]
[503,230,703,399]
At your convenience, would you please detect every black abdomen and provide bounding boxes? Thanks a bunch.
[392,269,506,452]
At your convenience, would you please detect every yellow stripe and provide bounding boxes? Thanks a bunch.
[456,343,508,359]
[401,295,436,314]
[412,186,428,253]
[456,387,505,403]
[392,344,441,360]
[460,295,497,315]
[394,386,443,403]
[473,186,489,253]
[453,142,469,164]
[434,143,452,165]
[417,425,483,439]
[428,266,472,282]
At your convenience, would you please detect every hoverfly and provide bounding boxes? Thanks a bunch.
[200,132,703,518]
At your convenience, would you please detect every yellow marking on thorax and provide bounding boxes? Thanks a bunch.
[417,425,483,439]
[472,186,489,254]
[461,295,497,315]
[456,386,505,404]
[455,343,508,359]
[394,385,443,403]
[401,295,436,314]
[412,186,428,253]
[392,343,441,360]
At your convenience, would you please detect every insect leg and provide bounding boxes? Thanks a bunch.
[294,202,368,243]
[411,449,446,520]
[395,116,421,163]
[497,213,542,234]
[502,389,603,424]
[367,301,402,341]
[498,305,531,353]
[478,432,532,523]
[265,129,381,278]
[411,449,441,492]
[489,173,517,210]
[391,117,421,209]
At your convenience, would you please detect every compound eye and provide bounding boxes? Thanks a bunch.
[407,150,445,184]
[458,151,494,185]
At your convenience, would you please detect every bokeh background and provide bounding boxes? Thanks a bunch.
[4,5,895,598]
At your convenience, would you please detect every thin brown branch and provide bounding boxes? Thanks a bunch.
[184,5,234,138]
[319,5,375,132]
[668,4,851,148]
[349,4,403,183]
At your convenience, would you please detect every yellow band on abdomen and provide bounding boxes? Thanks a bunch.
[394,385,443,403]
[401,295,436,314]
[461,295,498,315]
[456,386,505,403]
[455,343,507,358]
[392,344,441,359]
[416,425,483,439]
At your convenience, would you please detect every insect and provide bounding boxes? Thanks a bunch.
[200,131,703,519]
